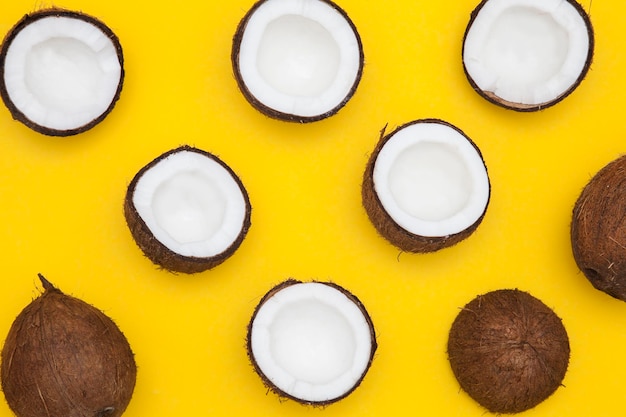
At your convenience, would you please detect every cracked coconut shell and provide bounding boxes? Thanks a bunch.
[1,276,136,417]
[447,289,569,414]
[571,154,626,301]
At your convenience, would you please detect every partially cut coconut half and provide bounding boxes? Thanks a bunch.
[462,0,593,111]
[124,146,251,274]
[247,279,376,405]
[362,119,490,252]
[232,0,363,122]
[0,9,124,136]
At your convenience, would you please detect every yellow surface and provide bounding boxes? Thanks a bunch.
[0,0,622,416]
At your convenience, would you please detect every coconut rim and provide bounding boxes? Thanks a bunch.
[0,8,125,136]
[231,0,364,123]
[369,118,490,239]
[462,0,594,111]
[124,145,252,270]
[246,279,377,405]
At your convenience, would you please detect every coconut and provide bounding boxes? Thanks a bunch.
[232,0,363,122]
[0,8,124,136]
[246,279,377,405]
[462,0,593,111]
[1,275,136,417]
[447,289,570,414]
[362,119,490,252]
[571,155,626,301]
[124,145,251,274]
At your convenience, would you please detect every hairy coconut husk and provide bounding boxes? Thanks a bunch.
[0,8,124,136]
[447,289,569,414]
[361,119,490,252]
[1,275,136,417]
[571,154,626,301]
[123,145,252,274]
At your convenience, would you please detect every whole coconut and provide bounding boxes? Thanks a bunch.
[571,154,626,301]
[1,275,137,417]
[447,289,569,414]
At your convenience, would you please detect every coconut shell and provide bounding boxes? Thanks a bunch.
[0,8,124,136]
[1,276,136,417]
[362,119,489,253]
[570,155,626,301]
[462,0,594,112]
[231,0,363,123]
[447,289,569,414]
[246,279,377,406]
[124,145,251,274]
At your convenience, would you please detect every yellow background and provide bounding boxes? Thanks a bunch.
[0,0,621,416]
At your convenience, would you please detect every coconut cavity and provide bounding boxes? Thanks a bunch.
[447,289,569,414]
[1,275,136,417]
[571,155,626,301]
[232,0,363,122]
[462,0,593,111]
[247,279,376,405]
[362,119,490,252]
[124,145,251,274]
[0,9,124,136]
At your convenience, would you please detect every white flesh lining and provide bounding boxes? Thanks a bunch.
[3,16,121,130]
[463,0,589,105]
[251,282,372,402]
[238,0,361,117]
[132,151,247,258]
[373,122,490,237]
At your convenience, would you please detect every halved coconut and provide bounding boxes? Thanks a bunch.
[0,9,124,136]
[124,146,251,274]
[247,279,377,405]
[362,119,490,252]
[232,0,363,122]
[462,0,593,111]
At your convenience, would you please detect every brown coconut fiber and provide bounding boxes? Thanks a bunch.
[447,289,569,414]
[1,275,136,417]
[571,154,626,301]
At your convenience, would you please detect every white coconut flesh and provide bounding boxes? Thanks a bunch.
[373,122,489,237]
[2,15,122,131]
[237,0,362,118]
[131,150,248,259]
[463,0,591,106]
[250,282,374,403]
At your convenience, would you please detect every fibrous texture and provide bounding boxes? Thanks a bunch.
[447,289,569,414]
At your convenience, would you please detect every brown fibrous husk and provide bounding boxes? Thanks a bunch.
[245,279,377,406]
[447,289,569,414]
[462,0,594,112]
[571,154,626,301]
[231,0,363,123]
[1,275,137,417]
[361,119,490,253]
[123,145,252,274]
[0,8,124,136]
